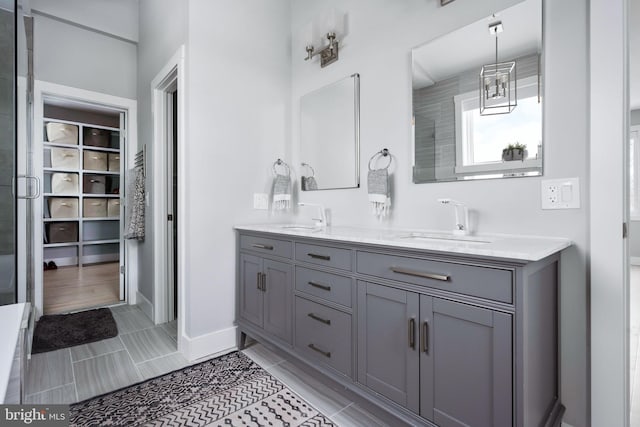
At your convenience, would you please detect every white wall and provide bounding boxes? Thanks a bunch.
[33,13,137,99]
[290,0,588,425]
[136,0,187,304]
[30,0,138,42]
[183,0,291,341]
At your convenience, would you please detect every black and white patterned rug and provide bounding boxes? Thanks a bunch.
[70,351,335,426]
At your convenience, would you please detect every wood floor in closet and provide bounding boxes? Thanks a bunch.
[44,262,120,315]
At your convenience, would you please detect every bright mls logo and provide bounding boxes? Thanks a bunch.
[1,405,68,426]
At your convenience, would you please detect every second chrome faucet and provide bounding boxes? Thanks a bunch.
[437,198,470,236]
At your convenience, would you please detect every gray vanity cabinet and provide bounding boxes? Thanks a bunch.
[424,298,512,427]
[239,253,293,344]
[357,281,420,412]
[236,229,564,427]
[358,282,512,426]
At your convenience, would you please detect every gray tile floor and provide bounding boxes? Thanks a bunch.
[25,305,182,404]
[25,305,398,426]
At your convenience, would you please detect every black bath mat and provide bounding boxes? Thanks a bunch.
[32,308,118,354]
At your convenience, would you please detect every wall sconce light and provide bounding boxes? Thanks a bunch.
[305,32,339,68]
[479,21,517,115]
[303,8,344,68]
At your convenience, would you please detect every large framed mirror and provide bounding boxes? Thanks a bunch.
[300,73,360,191]
[412,0,542,183]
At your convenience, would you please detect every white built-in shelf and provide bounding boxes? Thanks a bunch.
[43,167,79,174]
[83,239,119,245]
[84,169,120,175]
[44,117,120,132]
[43,218,78,222]
[43,116,123,267]
[44,192,80,197]
[44,242,79,248]
[43,217,120,222]
[43,142,121,153]
[83,194,120,198]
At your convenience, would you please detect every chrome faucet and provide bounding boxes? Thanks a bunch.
[437,198,470,236]
[298,202,327,229]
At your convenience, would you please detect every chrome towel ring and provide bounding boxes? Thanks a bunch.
[368,148,392,171]
[273,158,291,176]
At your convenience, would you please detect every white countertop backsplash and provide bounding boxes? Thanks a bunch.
[234,224,572,262]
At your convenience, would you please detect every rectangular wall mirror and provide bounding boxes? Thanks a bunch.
[300,73,360,191]
[411,0,542,183]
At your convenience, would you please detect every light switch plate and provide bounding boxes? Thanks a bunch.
[541,178,580,209]
[253,193,269,210]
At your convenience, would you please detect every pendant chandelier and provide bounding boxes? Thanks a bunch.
[479,21,517,115]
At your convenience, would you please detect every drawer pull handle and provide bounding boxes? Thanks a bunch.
[252,244,274,250]
[308,281,331,291]
[422,320,429,354]
[308,343,331,358]
[307,253,330,261]
[307,313,331,325]
[408,318,416,350]
[390,266,449,282]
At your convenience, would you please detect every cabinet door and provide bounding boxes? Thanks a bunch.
[239,254,263,328]
[263,259,293,344]
[422,298,512,427]
[357,281,420,413]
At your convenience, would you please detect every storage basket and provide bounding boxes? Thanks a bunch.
[107,199,121,217]
[108,153,120,172]
[83,151,108,171]
[46,123,78,145]
[50,147,79,170]
[48,198,79,219]
[83,198,108,218]
[48,222,78,243]
[84,128,110,147]
[83,175,106,194]
[51,173,79,194]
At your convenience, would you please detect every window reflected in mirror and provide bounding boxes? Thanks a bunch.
[411,0,542,183]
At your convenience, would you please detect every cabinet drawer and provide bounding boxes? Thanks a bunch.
[295,297,352,376]
[295,242,351,271]
[240,234,292,258]
[357,251,513,304]
[296,266,352,307]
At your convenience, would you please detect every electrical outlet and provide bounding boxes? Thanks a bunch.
[253,193,269,210]
[541,178,580,209]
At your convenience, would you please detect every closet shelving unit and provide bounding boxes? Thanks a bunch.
[42,117,123,267]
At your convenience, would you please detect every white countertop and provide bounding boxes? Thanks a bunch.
[234,224,572,262]
[0,303,28,403]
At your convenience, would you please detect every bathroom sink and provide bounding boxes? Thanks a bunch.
[392,232,493,245]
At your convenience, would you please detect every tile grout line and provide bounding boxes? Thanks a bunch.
[118,335,144,381]
[24,382,75,399]
[68,349,79,403]
[328,401,356,418]
[71,345,126,364]
[134,350,180,367]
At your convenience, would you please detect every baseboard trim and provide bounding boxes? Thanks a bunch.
[631,256,640,266]
[136,291,154,323]
[181,325,237,362]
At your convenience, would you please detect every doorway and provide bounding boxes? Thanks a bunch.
[151,46,184,351]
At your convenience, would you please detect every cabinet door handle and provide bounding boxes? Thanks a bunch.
[308,343,331,358]
[307,253,331,261]
[308,281,331,291]
[422,321,429,354]
[408,318,416,350]
[252,244,274,250]
[390,266,449,282]
[307,313,331,325]
[261,273,266,292]
[256,272,262,291]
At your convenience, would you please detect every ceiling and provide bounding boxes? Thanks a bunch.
[412,0,541,90]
